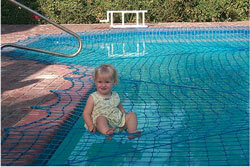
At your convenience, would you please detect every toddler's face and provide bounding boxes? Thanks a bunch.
[95,75,115,97]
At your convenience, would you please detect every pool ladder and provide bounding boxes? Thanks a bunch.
[1,0,82,57]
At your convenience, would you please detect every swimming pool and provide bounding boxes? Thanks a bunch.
[2,27,249,165]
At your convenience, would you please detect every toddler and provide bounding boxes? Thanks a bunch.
[83,64,141,139]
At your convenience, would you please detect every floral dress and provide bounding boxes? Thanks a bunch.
[84,91,126,130]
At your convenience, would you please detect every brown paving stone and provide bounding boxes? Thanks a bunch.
[15,110,48,127]
[1,56,74,131]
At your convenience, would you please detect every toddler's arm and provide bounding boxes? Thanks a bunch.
[118,103,125,113]
[83,96,95,132]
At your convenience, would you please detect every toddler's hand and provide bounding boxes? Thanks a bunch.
[88,125,95,133]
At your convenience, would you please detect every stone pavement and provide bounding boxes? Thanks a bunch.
[1,21,249,135]
[1,57,75,131]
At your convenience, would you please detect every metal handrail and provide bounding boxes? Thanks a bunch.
[1,0,82,57]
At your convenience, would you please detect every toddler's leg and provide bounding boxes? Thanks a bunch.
[125,112,140,133]
[96,115,115,135]
[125,112,141,140]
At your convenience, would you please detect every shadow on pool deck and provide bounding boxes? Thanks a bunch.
[1,56,75,133]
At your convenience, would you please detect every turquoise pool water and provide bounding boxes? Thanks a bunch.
[3,27,249,166]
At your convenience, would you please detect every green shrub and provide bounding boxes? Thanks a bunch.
[1,0,249,24]
[2,0,40,24]
[38,0,87,24]
[189,0,250,22]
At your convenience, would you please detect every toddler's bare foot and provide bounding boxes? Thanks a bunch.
[106,136,112,141]
[128,130,141,140]
[105,128,115,141]
[106,128,115,135]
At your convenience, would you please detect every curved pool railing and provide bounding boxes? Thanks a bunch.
[1,0,82,57]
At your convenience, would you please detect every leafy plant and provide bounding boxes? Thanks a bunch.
[2,0,249,24]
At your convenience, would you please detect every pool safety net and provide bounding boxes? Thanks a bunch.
[1,27,249,166]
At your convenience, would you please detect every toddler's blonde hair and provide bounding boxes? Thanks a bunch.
[94,64,118,83]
